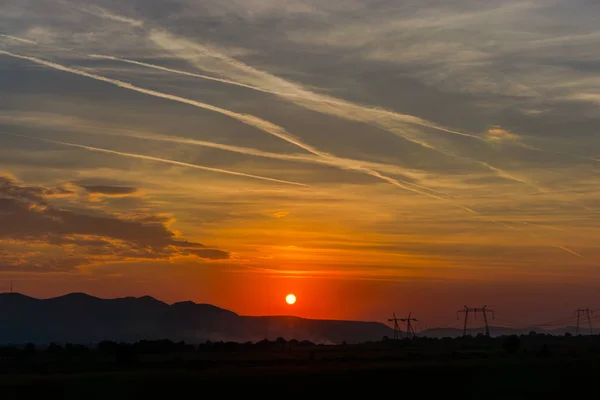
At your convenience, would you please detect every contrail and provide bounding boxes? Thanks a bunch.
[88,54,280,95]
[0,111,448,193]
[0,47,582,256]
[63,126,452,196]
[0,38,451,196]
[101,132,453,198]
[520,221,568,233]
[149,30,484,141]
[553,245,585,259]
[90,51,483,142]
[89,39,539,189]
[0,49,324,157]
[521,223,586,259]
[0,132,310,187]
[2,34,541,189]
[0,50,470,205]
[0,34,38,45]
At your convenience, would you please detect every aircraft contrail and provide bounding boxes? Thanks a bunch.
[0,50,325,157]
[0,46,585,258]
[147,30,544,187]
[0,34,38,45]
[1,34,542,190]
[0,49,474,206]
[0,132,310,187]
[58,126,452,196]
[553,245,585,259]
[88,54,282,96]
[0,111,451,195]
[88,42,541,190]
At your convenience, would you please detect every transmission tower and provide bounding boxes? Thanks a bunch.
[388,313,403,340]
[400,312,418,339]
[575,308,593,335]
[388,312,419,339]
[457,305,495,337]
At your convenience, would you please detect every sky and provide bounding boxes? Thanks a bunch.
[1,0,599,328]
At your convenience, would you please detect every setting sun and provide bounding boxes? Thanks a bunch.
[285,294,297,305]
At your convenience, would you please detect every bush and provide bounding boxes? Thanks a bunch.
[503,335,521,354]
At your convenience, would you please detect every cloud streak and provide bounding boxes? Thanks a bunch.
[0,131,310,187]
[0,49,479,208]
[147,30,540,187]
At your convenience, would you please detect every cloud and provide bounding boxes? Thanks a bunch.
[80,184,138,196]
[0,176,230,272]
[0,50,487,208]
[186,248,230,260]
[118,28,536,189]
[80,5,144,28]
[486,126,519,142]
[0,131,309,187]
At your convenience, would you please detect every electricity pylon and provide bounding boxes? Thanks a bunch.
[388,312,419,339]
[401,312,418,339]
[457,305,495,337]
[575,308,593,335]
[388,313,403,340]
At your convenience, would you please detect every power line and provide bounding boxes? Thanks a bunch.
[575,308,593,335]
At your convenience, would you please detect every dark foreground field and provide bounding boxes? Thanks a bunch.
[1,335,598,399]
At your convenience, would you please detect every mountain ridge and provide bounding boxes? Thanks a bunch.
[0,293,583,344]
[0,292,390,345]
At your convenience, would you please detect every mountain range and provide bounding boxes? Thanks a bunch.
[0,293,581,345]
[0,293,393,345]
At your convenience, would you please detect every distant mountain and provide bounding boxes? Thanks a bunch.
[0,293,393,345]
[0,293,583,345]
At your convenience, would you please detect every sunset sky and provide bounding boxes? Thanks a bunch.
[1,0,599,328]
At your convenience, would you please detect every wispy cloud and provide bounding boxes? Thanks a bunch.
[0,132,310,187]
[0,49,479,207]
[67,4,144,28]
[486,126,519,142]
[2,30,542,191]
[2,0,599,298]
[140,30,539,188]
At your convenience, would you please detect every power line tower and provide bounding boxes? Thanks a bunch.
[575,308,593,335]
[388,313,403,340]
[400,312,418,339]
[457,305,495,337]
[388,312,419,339]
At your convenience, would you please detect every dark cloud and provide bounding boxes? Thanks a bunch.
[185,248,230,260]
[0,177,229,271]
[0,177,74,203]
[80,184,138,195]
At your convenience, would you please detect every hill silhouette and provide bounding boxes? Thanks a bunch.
[0,293,582,345]
[0,293,393,345]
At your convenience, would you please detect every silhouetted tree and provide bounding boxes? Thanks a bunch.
[97,341,118,354]
[23,343,36,355]
[115,344,137,365]
[47,343,63,355]
[503,335,521,354]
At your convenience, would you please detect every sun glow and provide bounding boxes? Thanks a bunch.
[285,294,296,305]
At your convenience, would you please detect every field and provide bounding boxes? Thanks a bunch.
[0,334,598,398]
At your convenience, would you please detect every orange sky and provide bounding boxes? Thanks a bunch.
[2,0,600,328]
